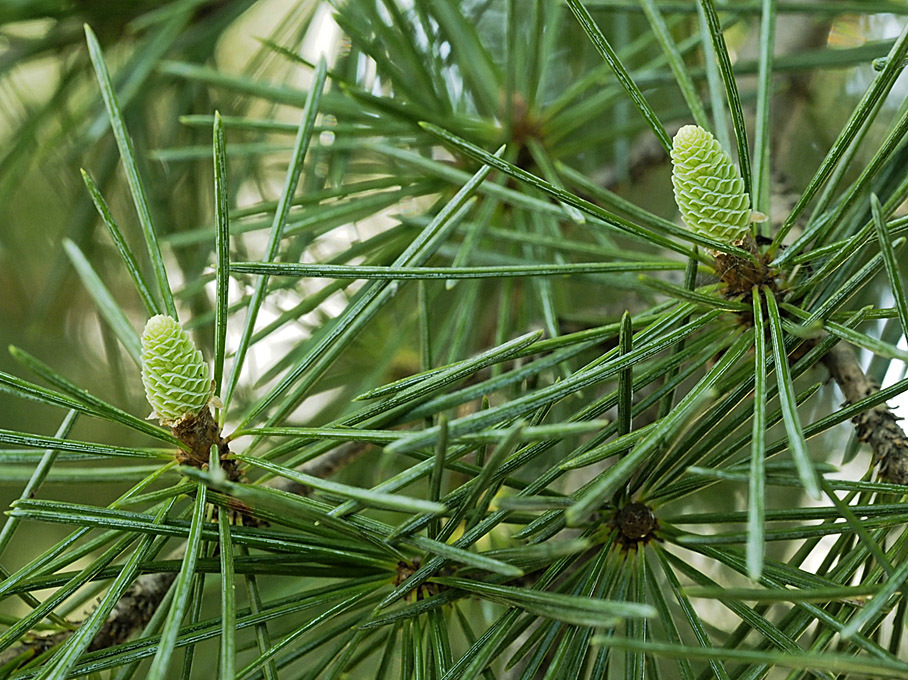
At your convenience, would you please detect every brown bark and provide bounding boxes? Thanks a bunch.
[822,343,908,485]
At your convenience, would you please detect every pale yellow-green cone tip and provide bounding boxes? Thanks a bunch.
[670,124,751,243]
[140,315,210,425]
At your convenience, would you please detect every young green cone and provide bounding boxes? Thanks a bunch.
[141,315,210,425]
[670,124,751,243]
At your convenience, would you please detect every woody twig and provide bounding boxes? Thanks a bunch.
[821,342,908,485]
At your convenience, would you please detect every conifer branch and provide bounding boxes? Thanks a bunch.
[822,343,908,485]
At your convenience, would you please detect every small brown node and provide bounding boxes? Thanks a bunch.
[615,501,657,548]
[712,233,776,298]
[170,406,241,479]
[170,409,261,523]
[506,93,542,149]
[394,558,421,587]
[212,498,268,528]
[393,558,440,600]
[502,92,545,172]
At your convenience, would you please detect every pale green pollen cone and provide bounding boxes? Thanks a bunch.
[670,124,751,243]
[140,314,211,425]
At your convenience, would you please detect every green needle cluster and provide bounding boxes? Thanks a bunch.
[670,124,751,243]
[140,315,210,425]
[5,4,908,679]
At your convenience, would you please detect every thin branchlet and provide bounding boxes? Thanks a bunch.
[822,343,908,485]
